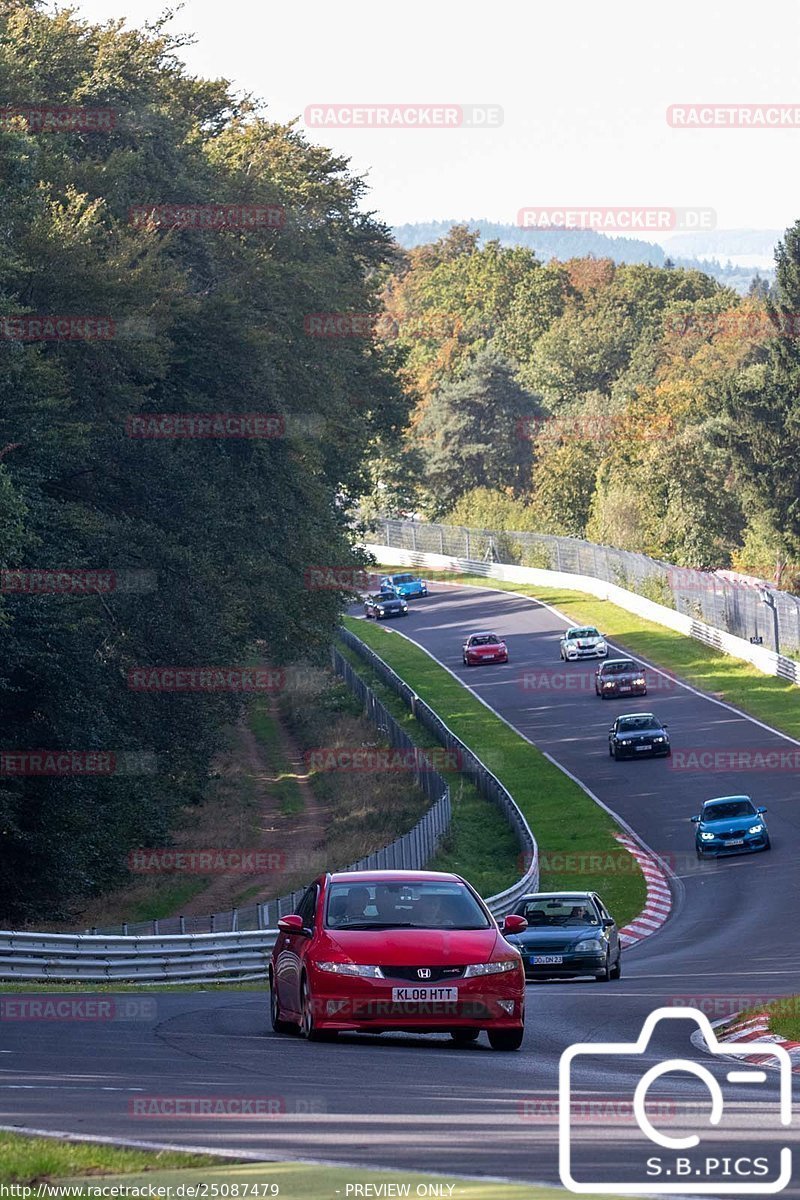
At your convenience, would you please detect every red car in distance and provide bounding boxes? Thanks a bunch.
[269,870,527,1050]
[462,631,509,667]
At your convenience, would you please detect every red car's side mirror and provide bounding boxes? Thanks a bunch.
[277,914,306,934]
[503,914,528,935]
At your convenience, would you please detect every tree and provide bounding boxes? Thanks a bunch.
[0,4,407,922]
[723,221,800,563]
[410,349,542,518]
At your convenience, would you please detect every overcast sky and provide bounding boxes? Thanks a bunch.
[71,0,800,234]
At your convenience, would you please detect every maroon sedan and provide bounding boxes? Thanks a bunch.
[269,870,527,1050]
[462,631,509,667]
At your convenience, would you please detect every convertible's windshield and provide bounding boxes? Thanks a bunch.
[517,899,600,927]
[703,800,756,820]
[325,881,491,930]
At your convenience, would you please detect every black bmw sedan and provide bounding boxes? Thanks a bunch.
[608,712,670,759]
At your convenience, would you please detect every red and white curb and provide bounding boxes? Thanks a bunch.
[710,1012,800,1073]
[614,833,672,946]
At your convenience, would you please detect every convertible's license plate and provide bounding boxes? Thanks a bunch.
[635,744,651,751]
[391,986,458,1002]
[726,839,744,846]
[531,955,563,965]
[620,686,631,692]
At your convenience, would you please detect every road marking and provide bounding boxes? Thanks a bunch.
[429,580,800,746]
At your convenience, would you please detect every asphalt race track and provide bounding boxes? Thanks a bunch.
[3,583,800,1192]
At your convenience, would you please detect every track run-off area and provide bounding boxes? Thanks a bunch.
[3,583,800,1193]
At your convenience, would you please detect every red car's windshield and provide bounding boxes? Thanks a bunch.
[324,881,491,930]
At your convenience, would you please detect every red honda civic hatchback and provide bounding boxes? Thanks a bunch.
[269,870,528,1050]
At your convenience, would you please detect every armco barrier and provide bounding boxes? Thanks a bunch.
[365,534,800,688]
[0,632,539,981]
[0,930,276,984]
[371,518,800,659]
[337,628,539,916]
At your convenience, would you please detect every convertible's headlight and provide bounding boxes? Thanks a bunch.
[654,737,664,743]
[634,677,645,685]
[463,960,518,977]
[377,607,385,614]
[317,962,384,978]
[574,939,603,952]
[620,739,631,745]
[402,604,408,611]
[748,824,764,834]
[603,681,615,688]
[700,832,715,841]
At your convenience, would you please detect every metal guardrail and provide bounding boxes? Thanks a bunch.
[0,930,277,984]
[0,630,542,981]
[371,518,800,657]
[337,628,540,916]
[77,646,452,941]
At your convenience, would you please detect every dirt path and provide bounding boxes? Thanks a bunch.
[178,701,328,916]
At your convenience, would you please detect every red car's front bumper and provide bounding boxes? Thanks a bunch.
[466,651,508,665]
[305,969,524,1033]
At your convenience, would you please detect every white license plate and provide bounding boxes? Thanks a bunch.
[635,744,651,752]
[531,955,563,965]
[391,986,458,1002]
[619,686,631,692]
[726,839,744,846]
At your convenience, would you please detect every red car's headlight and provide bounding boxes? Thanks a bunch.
[463,960,518,978]
[317,962,385,978]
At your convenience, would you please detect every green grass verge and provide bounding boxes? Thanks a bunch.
[249,700,304,815]
[337,641,519,898]
[747,996,800,1041]
[0,1132,222,1184]
[418,570,800,740]
[342,617,647,928]
[60,1158,644,1200]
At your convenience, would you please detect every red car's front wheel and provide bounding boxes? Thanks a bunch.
[487,1027,524,1051]
[299,976,336,1042]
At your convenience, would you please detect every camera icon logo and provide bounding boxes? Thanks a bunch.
[559,1007,792,1194]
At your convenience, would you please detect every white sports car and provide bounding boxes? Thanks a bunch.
[560,626,608,661]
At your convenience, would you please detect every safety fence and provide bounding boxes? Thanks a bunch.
[0,631,539,980]
[77,642,453,940]
[370,518,800,658]
[337,627,539,917]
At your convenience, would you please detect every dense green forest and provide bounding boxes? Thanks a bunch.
[0,0,407,922]
[2,2,799,925]
[371,226,800,591]
[391,220,773,295]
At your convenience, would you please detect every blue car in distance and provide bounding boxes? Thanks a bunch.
[380,573,428,599]
[691,795,771,859]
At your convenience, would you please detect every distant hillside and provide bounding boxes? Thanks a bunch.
[391,220,775,294]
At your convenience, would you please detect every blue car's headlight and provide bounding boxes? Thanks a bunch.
[748,824,764,834]
[700,832,715,841]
